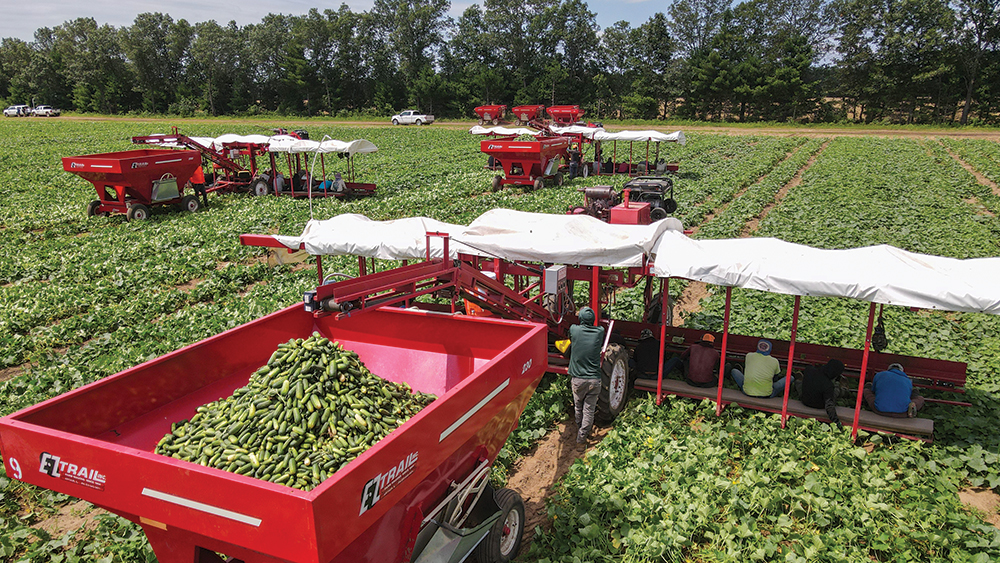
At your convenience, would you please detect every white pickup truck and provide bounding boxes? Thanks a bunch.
[32,105,61,117]
[391,110,434,126]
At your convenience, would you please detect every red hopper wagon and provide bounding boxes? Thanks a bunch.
[545,105,585,125]
[63,148,203,220]
[481,136,570,190]
[510,105,545,125]
[474,105,507,125]
[0,301,547,563]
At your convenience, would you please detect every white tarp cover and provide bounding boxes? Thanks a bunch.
[267,137,377,156]
[593,130,686,145]
[274,214,466,260]
[213,134,273,148]
[457,209,682,267]
[549,125,605,138]
[469,126,542,137]
[319,139,378,156]
[651,232,1000,314]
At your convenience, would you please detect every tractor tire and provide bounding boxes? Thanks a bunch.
[86,200,102,217]
[474,488,525,563]
[533,178,544,191]
[415,119,423,126]
[491,175,503,191]
[596,343,632,422]
[180,194,201,213]
[555,172,564,186]
[126,203,150,221]
[392,119,399,125]
[650,207,667,222]
[251,179,269,197]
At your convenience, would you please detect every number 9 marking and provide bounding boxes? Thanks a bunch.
[8,457,21,480]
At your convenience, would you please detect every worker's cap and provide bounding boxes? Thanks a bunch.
[640,329,654,340]
[578,307,596,326]
[823,359,845,378]
[888,363,904,372]
[757,339,772,356]
[701,333,715,343]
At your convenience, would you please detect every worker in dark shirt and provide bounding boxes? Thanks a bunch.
[800,359,845,426]
[663,333,720,388]
[567,307,605,447]
[568,143,582,179]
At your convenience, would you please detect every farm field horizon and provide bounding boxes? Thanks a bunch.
[2,118,1000,561]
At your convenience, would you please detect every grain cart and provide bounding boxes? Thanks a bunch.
[0,280,547,562]
[63,149,203,220]
[474,105,507,125]
[545,105,585,125]
[510,105,545,125]
[480,136,570,190]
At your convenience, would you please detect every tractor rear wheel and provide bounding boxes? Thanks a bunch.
[475,488,525,563]
[126,204,150,221]
[597,343,632,422]
[86,200,102,217]
[533,178,544,191]
[180,195,201,213]
[251,179,269,197]
[491,175,503,191]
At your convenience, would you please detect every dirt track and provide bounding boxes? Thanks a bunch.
[55,115,1000,140]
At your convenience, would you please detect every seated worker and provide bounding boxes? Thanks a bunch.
[632,329,661,377]
[332,172,347,193]
[863,363,925,418]
[663,333,720,388]
[800,359,845,426]
[731,339,791,398]
[568,144,582,179]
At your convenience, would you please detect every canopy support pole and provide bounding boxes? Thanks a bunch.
[629,142,634,177]
[358,256,367,277]
[851,303,878,440]
[645,140,650,174]
[656,278,669,405]
[591,266,601,324]
[780,295,801,427]
[316,255,324,285]
[715,286,732,416]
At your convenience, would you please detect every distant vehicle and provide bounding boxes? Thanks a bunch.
[391,110,434,126]
[4,105,30,117]
[32,105,61,117]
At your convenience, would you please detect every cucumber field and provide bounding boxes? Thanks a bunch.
[2,118,1000,562]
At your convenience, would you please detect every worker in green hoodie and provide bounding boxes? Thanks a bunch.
[567,307,605,448]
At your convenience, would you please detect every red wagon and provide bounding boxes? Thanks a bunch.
[63,149,203,220]
[511,105,545,125]
[546,105,585,125]
[474,105,507,125]
[0,304,546,563]
[480,136,570,190]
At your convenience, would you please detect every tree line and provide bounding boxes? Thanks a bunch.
[0,0,996,124]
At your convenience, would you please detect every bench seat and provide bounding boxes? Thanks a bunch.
[635,377,934,437]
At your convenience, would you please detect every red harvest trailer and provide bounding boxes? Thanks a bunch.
[63,149,203,220]
[480,136,570,190]
[474,105,507,125]
[511,105,545,125]
[0,305,546,563]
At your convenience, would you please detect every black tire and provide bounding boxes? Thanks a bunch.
[251,179,269,197]
[180,194,201,212]
[555,172,564,186]
[86,200,102,217]
[479,119,485,126]
[475,488,525,563]
[491,175,503,191]
[392,119,399,125]
[415,119,423,126]
[650,207,667,222]
[597,343,631,422]
[662,197,678,214]
[126,203,150,221]
[533,178,544,191]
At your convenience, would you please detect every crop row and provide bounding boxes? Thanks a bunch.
[941,138,1000,194]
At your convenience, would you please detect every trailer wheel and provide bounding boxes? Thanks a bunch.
[126,204,150,221]
[597,343,631,422]
[251,179,269,197]
[491,175,503,191]
[476,488,525,563]
[180,195,201,212]
[582,163,589,178]
[86,200,103,217]
[533,178,544,191]
[555,172,564,186]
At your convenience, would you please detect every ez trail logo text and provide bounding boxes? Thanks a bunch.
[39,452,106,491]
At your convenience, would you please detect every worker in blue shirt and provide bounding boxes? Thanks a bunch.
[566,307,605,449]
[863,363,925,417]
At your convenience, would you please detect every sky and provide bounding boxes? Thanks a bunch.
[1,0,663,43]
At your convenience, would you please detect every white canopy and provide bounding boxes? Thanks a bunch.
[319,139,378,156]
[274,209,682,267]
[469,126,542,137]
[549,125,605,138]
[213,134,273,148]
[594,130,686,145]
[274,214,466,260]
[651,232,1000,314]
[458,209,682,267]
[267,137,377,156]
